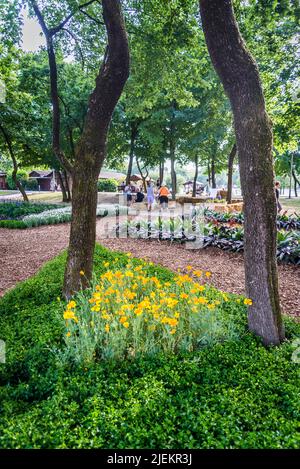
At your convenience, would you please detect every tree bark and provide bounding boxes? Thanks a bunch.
[159,156,164,185]
[169,109,177,201]
[64,169,72,202]
[199,0,284,345]
[57,170,68,203]
[63,0,129,298]
[136,156,148,192]
[211,152,216,188]
[226,143,237,203]
[292,169,298,197]
[0,124,29,202]
[192,154,199,197]
[126,121,138,185]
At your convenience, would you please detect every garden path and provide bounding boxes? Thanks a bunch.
[0,222,299,318]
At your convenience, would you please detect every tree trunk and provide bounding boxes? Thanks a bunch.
[126,121,138,185]
[0,124,29,202]
[64,169,72,202]
[211,152,216,188]
[227,143,237,203]
[192,154,199,197]
[57,170,69,203]
[136,156,148,192]
[207,162,211,185]
[63,0,130,298]
[199,0,284,345]
[292,170,298,197]
[159,157,164,185]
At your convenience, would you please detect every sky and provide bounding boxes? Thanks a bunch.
[21,8,45,52]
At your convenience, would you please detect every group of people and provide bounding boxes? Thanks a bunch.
[120,179,170,211]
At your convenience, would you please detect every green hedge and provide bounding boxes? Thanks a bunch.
[0,245,299,449]
[0,220,27,229]
[97,178,118,192]
[0,202,62,220]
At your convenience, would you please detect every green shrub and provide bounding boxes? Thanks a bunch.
[0,245,299,449]
[0,201,62,220]
[0,220,27,229]
[25,179,39,191]
[97,178,118,192]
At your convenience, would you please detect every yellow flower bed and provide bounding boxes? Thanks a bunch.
[62,257,252,362]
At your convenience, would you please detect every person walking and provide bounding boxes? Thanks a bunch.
[158,184,170,209]
[146,180,155,211]
[275,181,282,213]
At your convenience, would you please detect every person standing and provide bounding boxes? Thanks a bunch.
[158,184,170,209]
[146,180,155,211]
[275,181,282,213]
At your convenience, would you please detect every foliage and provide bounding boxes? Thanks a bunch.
[60,260,246,364]
[0,201,62,219]
[0,202,128,228]
[0,245,299,448]
[97,178,118,193]
[0,219,27,229]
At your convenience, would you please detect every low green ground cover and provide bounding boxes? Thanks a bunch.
[0,245,299,449]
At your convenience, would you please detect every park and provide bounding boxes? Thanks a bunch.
[0,0,299,453]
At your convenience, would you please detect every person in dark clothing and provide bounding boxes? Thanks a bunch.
[275,181,282,213]
[135,188,145,203]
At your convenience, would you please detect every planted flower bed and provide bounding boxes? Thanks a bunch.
[0,202,128,229]
[204,208,300,230]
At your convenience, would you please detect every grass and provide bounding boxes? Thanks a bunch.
[281,197,300,213]
[0,191,18,196]
[0,245,299,449]
[27,192,67,204]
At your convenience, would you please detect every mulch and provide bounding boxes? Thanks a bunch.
[0,222,299,318]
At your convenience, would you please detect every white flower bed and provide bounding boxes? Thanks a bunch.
[23,204,127,228]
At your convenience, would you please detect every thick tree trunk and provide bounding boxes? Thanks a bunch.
[227,143,237,203]
[126,122,138,185]
[192,154,199,197]
[199,0,284,345]
[63,0,129,297]
[0,124,28,202]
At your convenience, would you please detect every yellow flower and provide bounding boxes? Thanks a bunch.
[186,265,193,271]
[170,329,176,335]
[64,310,76,320]
[174,312,180,318]
[67,300,76,309]
[126,252,132,257]
[207,304,215,310]
[193,270,202,278]
[103,261,110,267]
[66,331,71,338]
[105,324,110,333]
[80,270,85,276]
[180,292,189,300]
[205,271,212,278]
[119,316,128,324]
[168,318,178,327]
[244,298,253,306]
[123,321,129,328]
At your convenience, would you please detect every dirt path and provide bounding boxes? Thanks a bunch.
[0,223,299,318]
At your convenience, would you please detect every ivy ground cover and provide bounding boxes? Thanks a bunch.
[0,245,299,449]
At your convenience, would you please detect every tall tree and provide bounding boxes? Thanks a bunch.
[64,0,129,296]
[199,0,284,345]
